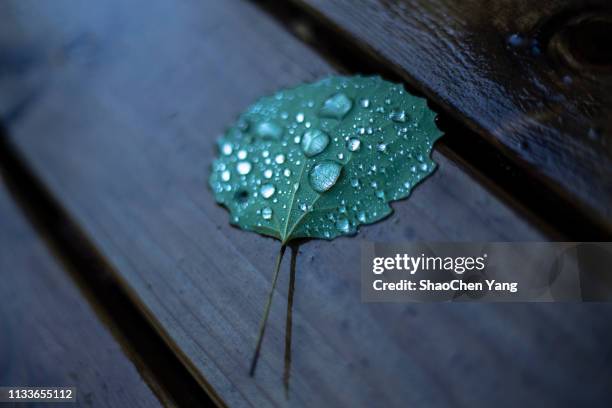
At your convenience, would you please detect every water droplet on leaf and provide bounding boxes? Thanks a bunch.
[357,211,366,222]
[255,122,282,139]
[221,142,233,156]
[301,129,330,157]
[390,109,406,123]
[236,161,252,175]
[347,138,361,152]
[309,161,342,193]
[319,93,353,119]
[335,217,350,233]
[260,184,276,199]
[262,207,273,220]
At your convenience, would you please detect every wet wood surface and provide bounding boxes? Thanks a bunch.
[291,0,612,229]
[0,0,611,407]
[0,179,162,408]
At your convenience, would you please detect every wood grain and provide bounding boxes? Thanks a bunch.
[290,0,612,229]
[0,180,162,408]
[1,0,611,407]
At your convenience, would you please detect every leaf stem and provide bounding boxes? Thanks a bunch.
[249,244,287,377]
[283,244,298,398]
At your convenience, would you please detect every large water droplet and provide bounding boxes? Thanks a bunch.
[360,98,370,108]
[221,170,231,182]
[283,169,292,177]
[309,161,342,193]
[260,184,276,199]
[296,113,305,123]
[275,154,285,164]
[347,138,361,152]
[237,149,247,160]
[255,122,282,139]
[301,129,330,157]
[319,93,353,119]
[357,211,366,222]
[262,207,273,220]
[263,169,273,179]
[335,217,350,233]
[350,178,360,188]
[236,161,252,175]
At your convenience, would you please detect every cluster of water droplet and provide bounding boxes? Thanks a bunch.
[210,76,441,241]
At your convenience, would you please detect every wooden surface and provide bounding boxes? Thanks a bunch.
[291,0,612,229]
[0,178,162,408]
[0,0,611,407]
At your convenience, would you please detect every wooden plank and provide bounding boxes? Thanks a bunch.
[0,180,162,407]
[0,0,611,407]
[289,0,612,229]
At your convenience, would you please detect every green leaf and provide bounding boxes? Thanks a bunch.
[210,76,442,245]
[210,76,443,378]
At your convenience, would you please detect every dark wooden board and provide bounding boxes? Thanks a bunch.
[290,0,612,229]
[1,0,612,407]
[0,180,162,408]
